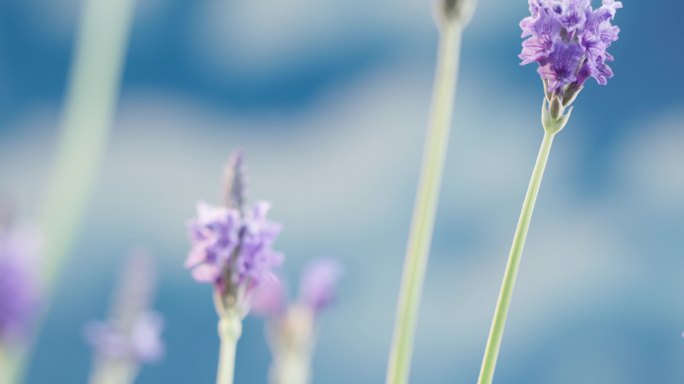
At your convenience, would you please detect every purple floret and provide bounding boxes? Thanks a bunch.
[85,311,165,364]
[0,229,40,343]
[185,201,283,293]
[520,0,622,94]
[298,259,342,314]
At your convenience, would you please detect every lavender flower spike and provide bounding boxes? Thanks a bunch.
[85,253,165,384]
[186,152,284,384]
[252,259,342,384]
[520,0,622,130]
[0,227,41,345]
[298,259,342,314]
[477,3,622,383]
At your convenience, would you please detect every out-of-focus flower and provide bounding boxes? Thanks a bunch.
[84,253,164,384]
[520,0,622,95]
[253,259,342,384]
[185,200,283,292]
[0,228,41,343]
[85,311,165,364]
[185,152,283,314]
[298,259,342,314]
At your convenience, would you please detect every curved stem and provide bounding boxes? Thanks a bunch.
[477,131,556,384]
[385,22,463,384]
[216,312,243,384]
[10,0,135,381]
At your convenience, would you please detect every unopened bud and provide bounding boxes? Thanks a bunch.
[436,0,476,27]
[562,83,583,107]
[224,151,247,212]
[549,96,562,120]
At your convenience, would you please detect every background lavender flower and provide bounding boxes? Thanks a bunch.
[84,253,165,384]
[298,259,342,314]
[85,311,165,364]
[520,0,622,95]
[0,228,40,344]
[254,259,342,384]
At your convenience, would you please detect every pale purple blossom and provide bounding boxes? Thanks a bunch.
[251,259,342,317]
[0,228,40,343]
[520,0,622,94]
[298,259,342,314]
[85,311,165,363]
[185,201,283,292]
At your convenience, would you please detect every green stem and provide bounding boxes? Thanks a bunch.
[41,0,136,289]
[216,312,243,384]
[88,358,139,384]
[386,22,463,384]
[477,131,556,384]
[10,0,136,381]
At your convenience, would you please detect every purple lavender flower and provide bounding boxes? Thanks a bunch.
[0,228,40,343]
[85,311,165,363]
[520,0,622,95]
[298,259,342,314]
[185,201,283,292]
[251,259,342,317]
[185,152,283,301]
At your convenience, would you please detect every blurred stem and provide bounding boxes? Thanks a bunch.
[216,312,243,384]
[40,0,136,290]
[477,131,556,384]
[88,359,139,384]
[386,21,463,384]
[0,345,23,384]
[270,349,311,384]
[12,0,136,381]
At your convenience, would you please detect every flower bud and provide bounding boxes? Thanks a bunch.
[436,0,476,27]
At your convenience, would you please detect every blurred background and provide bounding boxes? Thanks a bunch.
[1,0,684,383]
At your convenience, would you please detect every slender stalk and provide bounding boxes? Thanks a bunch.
[41,0,136,289]
[10,0,136,381]
[385,22,463,384]
[88,359,139,384]
[216,312,243,384]
[477,131,556,384]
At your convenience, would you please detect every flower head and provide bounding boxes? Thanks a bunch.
[298,259,342,314]
[251,259,342,317]
[520,0,622,95]
[185,152,284,316]
[185,201,283,292]
[85,311,165,363]
[0,228,41,343]
[84,253,165,368]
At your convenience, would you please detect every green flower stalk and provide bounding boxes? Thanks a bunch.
[8,0,137,380]
[185,153,284,384]
[386,1,475,383]
[477,1,622,382]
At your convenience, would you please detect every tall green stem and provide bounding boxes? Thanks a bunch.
[386,22,463,384]
[216,312,243,384]
[477,131,556,384]
[10,0,136,382]
[41,0,136,289]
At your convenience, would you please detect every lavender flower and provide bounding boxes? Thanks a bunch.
[84,253,165,384]
[185,201,283,293]
[298,259,342,314]
[520,0,622,97]
[185,152,283,310]
[0,228,40,343]
[85,311,165,363]
[252,259,342,317]
[252,259,342,384]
